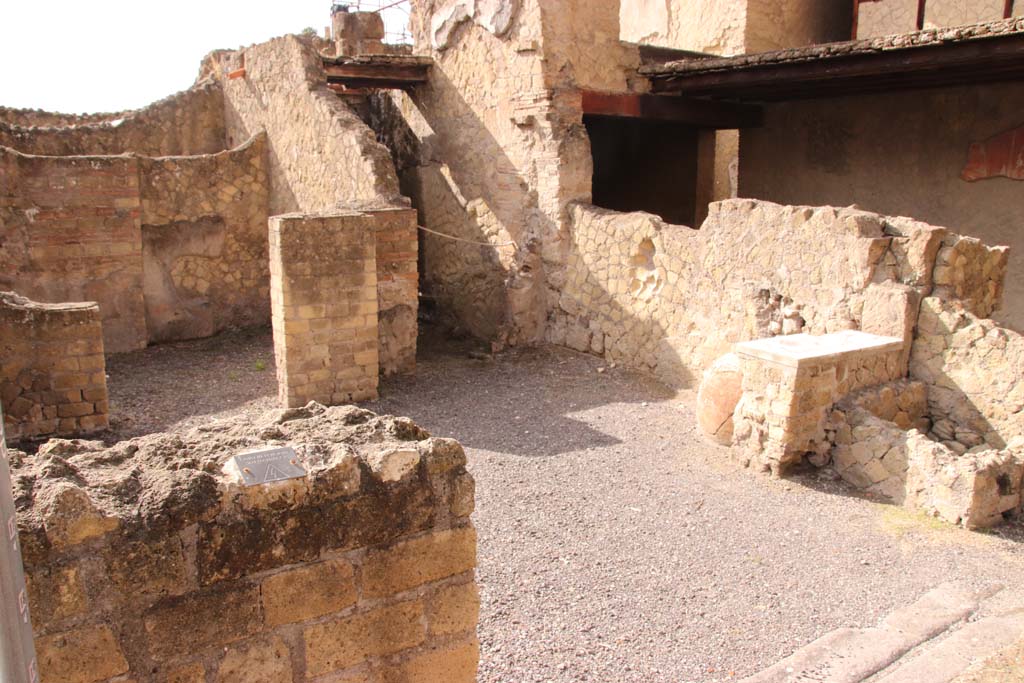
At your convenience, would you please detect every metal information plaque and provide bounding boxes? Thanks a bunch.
[232,447,306,486]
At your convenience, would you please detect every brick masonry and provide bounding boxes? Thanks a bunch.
[9,405,479,682]
[270,213,380,408]
[0,292,109,442]
[372,207,419,376]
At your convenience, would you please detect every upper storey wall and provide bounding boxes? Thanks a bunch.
[211,35,403,216]
[620,0,851,55]
[0,83,226,157]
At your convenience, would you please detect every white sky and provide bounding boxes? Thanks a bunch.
[0,1,410,114]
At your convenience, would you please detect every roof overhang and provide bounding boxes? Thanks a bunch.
[642,18,1024,101]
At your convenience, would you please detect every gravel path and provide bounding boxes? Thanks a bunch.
[106,327,1024,682]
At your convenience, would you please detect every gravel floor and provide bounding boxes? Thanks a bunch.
[106,327,1024,683]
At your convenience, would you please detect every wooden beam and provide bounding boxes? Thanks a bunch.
[580,91,762,129]
[649,32,1024,100]
[917,0,927,31]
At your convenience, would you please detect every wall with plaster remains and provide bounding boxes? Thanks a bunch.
[0,135,271,353]
[138,134,271,343]
[619,0,850,54]
[211,35,404,216]
[739,82,1024,330]
[0,83,225,157]
[1,293,109,443]
[10,405,478,682]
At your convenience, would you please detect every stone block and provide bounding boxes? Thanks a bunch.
[427,581,480,637]
[304,600,425,676]
[361,527,477,599]
[36,626,129,683]
[26,565,88,625]
[217,636,293,683]
[379,639,480,683]
[144,584,261,660]
[262,559,357,627]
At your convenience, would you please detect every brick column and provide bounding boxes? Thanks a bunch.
[269,213,379,408]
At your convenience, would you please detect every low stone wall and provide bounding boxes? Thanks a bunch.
[1,293,108,443]
[10,404,478,683]
[139,134,271,343]
[911,296,1024,450]
[557,200,944,388]
[270,214,380,408]
[0,82,225,157]
[731,331,905,474]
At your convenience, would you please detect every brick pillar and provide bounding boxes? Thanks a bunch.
[269,213,379,409]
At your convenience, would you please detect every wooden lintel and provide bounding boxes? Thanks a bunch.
[580,91,763,129]
[324,62,429,85]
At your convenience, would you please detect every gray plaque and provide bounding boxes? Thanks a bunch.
[232,447,306,486]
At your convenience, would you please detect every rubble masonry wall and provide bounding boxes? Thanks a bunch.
[1,293,108,442]
[214,35,404,216]
[739,81,1024,331]
[0,83,226,157]
[0,135,271,353]
[555,199,943,388]
[10,405,478,682]
[138,134,271,343]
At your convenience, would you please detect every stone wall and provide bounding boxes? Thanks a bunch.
[381,0,638,345]
[270,214,380,409]
[739,81,1024,330]
[0,82,225,157]
[553,199,937,388]
[372,208,420,376]
[911,297,1024,451]
[9,404,478,682]
[138,134,271,343]
[0,148,148,353]
[1,135,272,353]
[620,0,850,54]
[211,35,403,216]
[1,293,108,443]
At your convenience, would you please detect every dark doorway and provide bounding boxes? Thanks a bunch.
[584,115,700,226]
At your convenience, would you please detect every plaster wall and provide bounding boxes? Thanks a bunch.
[138,134,271,343]
[619,0,850,54]
[738,83,1024,330]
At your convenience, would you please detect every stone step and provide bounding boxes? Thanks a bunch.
[739,583,984,683]
[871,606,1024,682]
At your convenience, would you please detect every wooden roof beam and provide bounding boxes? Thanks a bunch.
[580,91,763,129]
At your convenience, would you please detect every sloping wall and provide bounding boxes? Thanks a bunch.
[212,35,404,216]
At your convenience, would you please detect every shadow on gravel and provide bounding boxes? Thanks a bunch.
[371,329,675,458]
